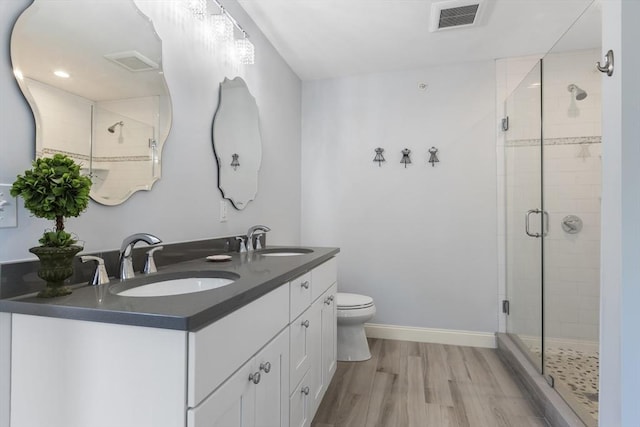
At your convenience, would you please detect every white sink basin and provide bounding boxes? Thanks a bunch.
[259,248,313,257]
[116,277,236,297]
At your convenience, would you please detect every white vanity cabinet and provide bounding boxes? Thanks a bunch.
[5,256,338,427]
[289,259,337,427]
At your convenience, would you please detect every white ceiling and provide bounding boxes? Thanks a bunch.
[238,0,597,81]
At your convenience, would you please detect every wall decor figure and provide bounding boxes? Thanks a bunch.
[373,147,386,166]
[231,153,240,170]
[401,148,412,168]
[428,146,440,167]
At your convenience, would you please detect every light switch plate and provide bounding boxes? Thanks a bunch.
[0,184,18,228]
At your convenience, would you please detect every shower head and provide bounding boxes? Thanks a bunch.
[107,121,124,133]
[567,84,587,101]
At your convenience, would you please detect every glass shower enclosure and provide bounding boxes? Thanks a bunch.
[503,2,601,426]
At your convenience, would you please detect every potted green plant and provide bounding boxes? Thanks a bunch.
[11,154,92,297]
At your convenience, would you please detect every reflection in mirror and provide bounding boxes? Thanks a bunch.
[11,0,172,205]
[212,77,262,210]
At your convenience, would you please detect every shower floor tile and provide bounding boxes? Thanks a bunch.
[533,345,599,424]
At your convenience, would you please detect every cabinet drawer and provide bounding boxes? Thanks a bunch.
[290,272,312,321]
[311,258,337,302]
[289,301,322,393]
[188,284,289,407]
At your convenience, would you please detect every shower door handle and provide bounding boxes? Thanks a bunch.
[525,209,542,238]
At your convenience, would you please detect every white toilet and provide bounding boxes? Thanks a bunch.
[336,292,376,362]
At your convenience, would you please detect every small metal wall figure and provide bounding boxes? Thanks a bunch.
[428,147,439,167]
[373,147,386,166]
[400,148,412,168]
[231,153,240,170]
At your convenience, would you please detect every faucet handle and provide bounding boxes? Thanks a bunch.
[80,256,110,286]
[254,234,263,250]
[236,237,247,253]
[143,246,164,274]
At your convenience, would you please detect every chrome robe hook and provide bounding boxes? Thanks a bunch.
[596,50,614,76]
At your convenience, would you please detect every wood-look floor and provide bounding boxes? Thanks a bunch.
[312,338,549,427]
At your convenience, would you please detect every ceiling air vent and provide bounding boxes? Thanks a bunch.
[104,50,159,72]
[430,0,482,32]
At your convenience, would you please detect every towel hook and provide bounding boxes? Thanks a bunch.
[596,50,614,76]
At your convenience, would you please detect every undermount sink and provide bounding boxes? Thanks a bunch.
[258,248,314,257]
[116,274,239,297]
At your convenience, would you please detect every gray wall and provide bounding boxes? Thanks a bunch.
[0,0,303,262]
[599,0,640,425]
[300,63,498,333]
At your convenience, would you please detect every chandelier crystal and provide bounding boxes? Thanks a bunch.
[235,36,255,65]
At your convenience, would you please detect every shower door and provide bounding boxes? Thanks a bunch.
[540,3,602,423]
[503,3,601,425]
[504,61,544,372]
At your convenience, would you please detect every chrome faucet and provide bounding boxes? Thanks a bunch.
[118,233,162,280]
[246,225,270,252]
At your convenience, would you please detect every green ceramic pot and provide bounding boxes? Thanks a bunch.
[29,245,83,298]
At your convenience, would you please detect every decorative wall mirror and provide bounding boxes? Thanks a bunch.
[212,77,262,210]
[11,0,172,205]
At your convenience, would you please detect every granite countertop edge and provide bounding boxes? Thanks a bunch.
[0,246,340,331]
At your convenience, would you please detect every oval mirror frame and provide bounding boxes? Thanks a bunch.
[10,0,172,205]
[212,77,262,210]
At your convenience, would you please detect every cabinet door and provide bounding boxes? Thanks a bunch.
[289,372,312,427]
[309,284,338,418]
[289,309,312,391]
[255,329,290,427]
[187,361,255,427]
[321,283,338,387]
[308,297,324,416]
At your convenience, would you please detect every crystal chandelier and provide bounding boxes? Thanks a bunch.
[235,34,255,65]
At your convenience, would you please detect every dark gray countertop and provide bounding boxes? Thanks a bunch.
[0,246,339,331]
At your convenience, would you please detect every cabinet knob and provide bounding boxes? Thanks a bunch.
[249,372,261,384]
[324,297,332,305]
[301,386,310,395]
[260,362,271,373]
[301,319,310,328]
[329,295,335,301]
[301,281,310,290]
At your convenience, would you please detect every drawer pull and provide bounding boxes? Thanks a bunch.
[301,281,310,290]
[301,320,310,328]
[324,297,332,305]
[260,362,271,373]
[301,386,310,395]
[249,372,261,384]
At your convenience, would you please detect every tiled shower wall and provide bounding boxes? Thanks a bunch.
[543,49,601,344]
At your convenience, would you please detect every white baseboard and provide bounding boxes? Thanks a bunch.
[364,323,496,349]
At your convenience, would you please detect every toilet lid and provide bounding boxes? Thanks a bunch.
[337,292,374,309]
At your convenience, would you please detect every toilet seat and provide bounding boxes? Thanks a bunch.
[337,293,374,310]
